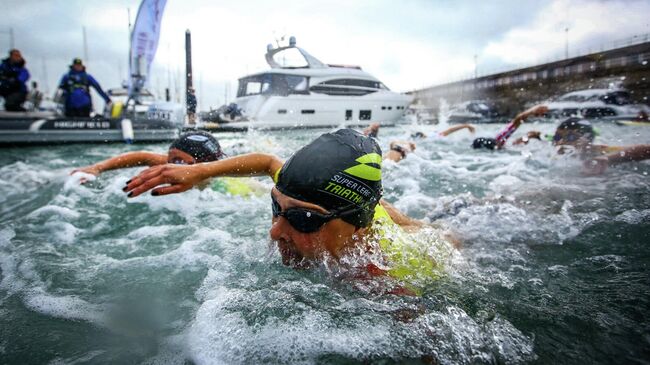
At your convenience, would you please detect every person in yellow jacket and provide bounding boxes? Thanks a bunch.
[124,129,457,295]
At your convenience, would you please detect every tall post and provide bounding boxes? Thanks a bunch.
[473,54,478,79]
[41,57,49,94]
[185,29,195,125]
[83,26,89,63]
[565,27,569,59]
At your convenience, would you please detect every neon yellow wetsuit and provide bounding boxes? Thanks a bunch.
[272,167,449,294]
[211,177,267,197]
[369,204,451,295]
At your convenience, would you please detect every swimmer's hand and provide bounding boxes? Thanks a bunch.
[70,165,101,184]
[521,105,548,119]
[123,164,206,197]
[582,156,609,176]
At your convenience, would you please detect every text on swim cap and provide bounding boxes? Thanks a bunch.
[321,174,374,205]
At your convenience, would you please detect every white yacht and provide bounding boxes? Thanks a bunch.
[222,37,412,129]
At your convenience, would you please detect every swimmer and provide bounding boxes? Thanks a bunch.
[124,129,458,295]
[410,124,476,140]
[512,131,542,145]
[363,123,475,163]
[72,130,224,177]
[363,122,380,138]
[71,131,264,196]
[471,105,548,150]
[385,141,416,163]
[546,118,650,175]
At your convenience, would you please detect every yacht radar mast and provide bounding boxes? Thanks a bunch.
[265,36,327,69]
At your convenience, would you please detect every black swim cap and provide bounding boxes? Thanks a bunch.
[472,137,497,150]
[276,129,383,228]
[169,131,223,162]
[555,118,595,142]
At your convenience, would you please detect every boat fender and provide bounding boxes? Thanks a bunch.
[121,118,134,144]
[111,102,124,118]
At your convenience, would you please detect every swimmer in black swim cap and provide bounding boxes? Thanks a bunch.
[471,105,548,150]
[275,128,383,228]
[71,130,224,180]
[124,128,446,270]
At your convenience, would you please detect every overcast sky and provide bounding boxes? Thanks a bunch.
[3,0,650,109]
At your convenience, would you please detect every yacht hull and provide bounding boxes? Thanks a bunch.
[236,92,412,127]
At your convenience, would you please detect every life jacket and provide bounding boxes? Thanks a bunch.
[0,58,26,94]
[64,71,90,94]
[63,69,94,109]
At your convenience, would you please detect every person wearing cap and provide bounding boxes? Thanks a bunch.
[363,123,476,163]
[71,131,265,196]
[546,117,650,175]
[124,129,457,295]
[57,58,111,117]
[471,105,548,150]
[0,49,30,112]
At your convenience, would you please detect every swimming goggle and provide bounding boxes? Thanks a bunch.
[552,131,583,143]
[271,194,360,233]
[169,158,190,165]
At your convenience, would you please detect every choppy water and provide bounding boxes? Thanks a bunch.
[0,121,649,364]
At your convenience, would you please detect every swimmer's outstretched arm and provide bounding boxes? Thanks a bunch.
[439,124,475,136]
[582,144,650,175]
[71,152,168,176]
[495,105,548,148]
[379,199,461,247]
[125,153,283,197]
[512,131,542,145]
[379,199,423,230]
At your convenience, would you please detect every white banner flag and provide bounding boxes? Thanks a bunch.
[128,0,167,97]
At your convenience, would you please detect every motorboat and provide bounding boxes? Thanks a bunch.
[405,102,437,124]
[544,89,650,121]
[446,100,503,124]
[0,0,185,146]
[107,87,158,118]
[209,37,412,130]
[0,109,182,146]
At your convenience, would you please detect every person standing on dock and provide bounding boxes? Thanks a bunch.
[0,49,30,112]
[57,58,111,118]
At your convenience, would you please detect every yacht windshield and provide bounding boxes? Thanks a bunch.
[237,74,309,97]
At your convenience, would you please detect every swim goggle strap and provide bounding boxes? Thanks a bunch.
[271,194,369,233]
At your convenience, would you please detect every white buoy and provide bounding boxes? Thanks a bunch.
[121,118,134,144]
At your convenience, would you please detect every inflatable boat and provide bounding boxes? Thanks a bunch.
[0,107,182,147]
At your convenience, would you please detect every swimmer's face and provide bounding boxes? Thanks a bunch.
[269,188,357,267]
[552,128,592,148]
[167,148,197,165]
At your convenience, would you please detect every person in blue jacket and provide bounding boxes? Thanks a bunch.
[58,58,111,117]
[0,49,30,112]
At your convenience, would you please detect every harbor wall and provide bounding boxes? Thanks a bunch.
[408,39,650,117]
